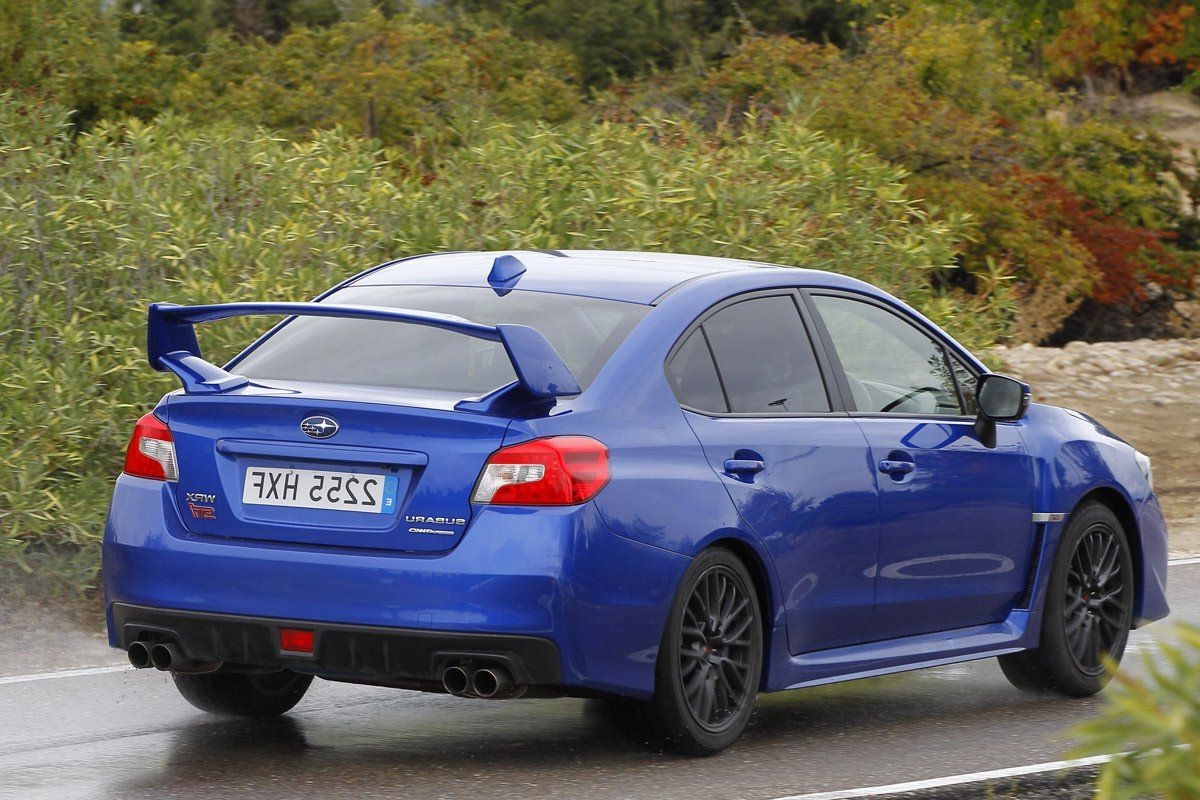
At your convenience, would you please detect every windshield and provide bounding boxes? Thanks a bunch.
[232,285,649,394]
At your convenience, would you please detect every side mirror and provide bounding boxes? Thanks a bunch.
[973,374,1030,448]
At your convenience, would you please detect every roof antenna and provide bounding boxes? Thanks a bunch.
[487,254,527,296]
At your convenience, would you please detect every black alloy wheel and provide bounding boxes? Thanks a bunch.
[1063,523,1131,675]
[998,501,1134,697]
[606,546,763,755]
[678,564,757,731]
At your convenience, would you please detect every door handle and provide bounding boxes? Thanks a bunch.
[724,459,765,475]
[878,459,915,475]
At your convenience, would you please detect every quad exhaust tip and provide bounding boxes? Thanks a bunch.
[149,643,182,671]
[127,641,152,669]
[471,667,513,699]
[442,665,470,696]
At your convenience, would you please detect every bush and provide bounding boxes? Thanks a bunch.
[0,92,989,567]
[604,9,1197,338]
[1072,624,1200,800]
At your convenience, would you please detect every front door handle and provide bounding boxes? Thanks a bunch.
[878,459,915,475]
[724,459,765,475]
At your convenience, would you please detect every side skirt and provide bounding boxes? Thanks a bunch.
[763,611,1037,692]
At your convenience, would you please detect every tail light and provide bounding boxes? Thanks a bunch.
[122,412,178,481]
[472,436,609,505]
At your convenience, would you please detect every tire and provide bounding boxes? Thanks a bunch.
[999,501,1134,697]
[608,546,763,755]
[173,670,313,717]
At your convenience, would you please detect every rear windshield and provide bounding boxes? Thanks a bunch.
[231,285,649,394]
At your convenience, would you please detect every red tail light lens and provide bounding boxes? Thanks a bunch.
[473,436,610,505]
[122,412,178,481]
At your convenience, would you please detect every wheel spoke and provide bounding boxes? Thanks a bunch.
[1096,605,1123,631]
[696,676,715,722]
[719,659,746,692]
[724,615,753,644]
[1070,620,1090,662]
[1087,622,1102,670]
[721,597,749,629]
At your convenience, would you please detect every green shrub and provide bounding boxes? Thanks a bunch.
[608,10,1196,338]
[1072,625,1200,800]
[0,91,991,568]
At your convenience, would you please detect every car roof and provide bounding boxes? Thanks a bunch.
[345,250,856,305]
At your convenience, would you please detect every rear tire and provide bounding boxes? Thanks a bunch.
[999,502,1134,697]
[608,547,763,755]
[173,670,313,717]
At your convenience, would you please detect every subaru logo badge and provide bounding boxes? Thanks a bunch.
[300,415,339,439]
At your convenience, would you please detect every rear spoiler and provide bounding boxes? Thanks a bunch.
[146,301,582,399]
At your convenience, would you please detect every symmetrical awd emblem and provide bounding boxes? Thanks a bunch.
[300,415,339,439]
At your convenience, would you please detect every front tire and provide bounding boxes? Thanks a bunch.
[609,547,763,755]
[173,670,313,717]
[999,502,1134,696]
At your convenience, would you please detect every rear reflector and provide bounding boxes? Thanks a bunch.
[279,628,315,654]
[122,412,178,481]
[472,436,609,505]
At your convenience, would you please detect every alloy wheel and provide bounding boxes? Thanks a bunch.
[1063,523,1131,675]
[678,565,756,731]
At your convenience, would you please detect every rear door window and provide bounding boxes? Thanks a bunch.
[233,286,649,394]
[665,331,728,413]
[700,295,831,414]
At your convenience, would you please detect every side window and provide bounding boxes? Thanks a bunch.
[665,331,728,413]
[951,357,979,415]
[811,295,964,416]
[702,295,831,414]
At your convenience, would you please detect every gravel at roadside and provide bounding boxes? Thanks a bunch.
[993,337,1200,556]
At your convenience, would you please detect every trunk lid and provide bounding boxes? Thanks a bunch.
[163,382,509,553]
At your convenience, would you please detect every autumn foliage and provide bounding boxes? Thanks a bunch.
[1016,172,1184,305]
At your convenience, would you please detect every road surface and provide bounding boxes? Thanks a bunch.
[2,561,1197,800]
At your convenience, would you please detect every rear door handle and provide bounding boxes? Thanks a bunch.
[878,459,915,475]
[724,459,765,475]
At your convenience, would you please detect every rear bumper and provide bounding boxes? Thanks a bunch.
[103,474,688,698]
[112,603,562,691]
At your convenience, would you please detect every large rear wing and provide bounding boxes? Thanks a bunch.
[146,301,582,399]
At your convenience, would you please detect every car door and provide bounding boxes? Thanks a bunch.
[806,291,1035,641]
[665,291,881,655]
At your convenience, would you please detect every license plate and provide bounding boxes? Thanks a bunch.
[242,467,399,514]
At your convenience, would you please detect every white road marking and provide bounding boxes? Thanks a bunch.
[1169,555,1200,566]
[0,665,131,686]
[768,753,1114,800]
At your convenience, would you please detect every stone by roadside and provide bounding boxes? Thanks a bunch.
[993,337,1200,556]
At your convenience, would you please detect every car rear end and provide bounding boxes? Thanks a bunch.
[103,280,682,699]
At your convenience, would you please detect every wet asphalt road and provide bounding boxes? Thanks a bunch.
[2,562,1197,800]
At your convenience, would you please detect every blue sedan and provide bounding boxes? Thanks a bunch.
[104,250,1169,754]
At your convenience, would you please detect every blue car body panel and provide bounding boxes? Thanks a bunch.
[104,250,1169,700]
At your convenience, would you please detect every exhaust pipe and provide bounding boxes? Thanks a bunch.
[472,667,515,699]
[442,665,470,696]
[149,643,181,671]
[127,641,152,669]
[148,643,221,674]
